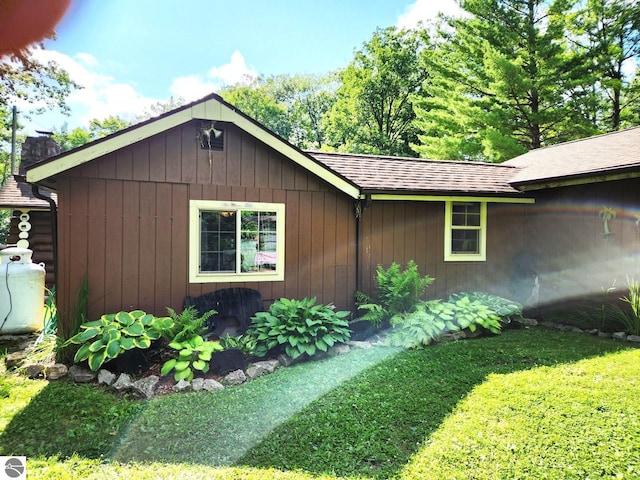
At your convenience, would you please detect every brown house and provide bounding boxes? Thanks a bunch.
[24,93,640,332]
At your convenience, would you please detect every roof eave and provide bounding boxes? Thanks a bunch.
[511,167,640,191]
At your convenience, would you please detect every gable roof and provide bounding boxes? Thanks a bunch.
[26,93,360,198]
[310,151,523,196]
[504,126,640,189]
[0,176,56,209]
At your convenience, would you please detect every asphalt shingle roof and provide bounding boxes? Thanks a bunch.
[503,126,640,185]
[0,176,56,209]
[310,151,523,196]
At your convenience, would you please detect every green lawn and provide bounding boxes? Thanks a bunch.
[0,328,638,479]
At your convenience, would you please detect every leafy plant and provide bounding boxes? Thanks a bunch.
[219,334,257,355]
[160,335,222,381]
[165,306,216,343]
[449,291,524,324]
[356,261,435,327]
[376,260,434,316]
[619,277,640,335]
[57,274,89,363]
[247,297,351,359]
[64,310,174,371]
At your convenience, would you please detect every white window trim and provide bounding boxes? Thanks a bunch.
[189,200,285,283]
[444,200,487,262]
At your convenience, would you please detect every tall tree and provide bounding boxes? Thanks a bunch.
[53,115,132,152]
[571,0,640,130]
[413,0,598,162]
[325,27,430,157]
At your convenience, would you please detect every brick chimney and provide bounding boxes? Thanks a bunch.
[18,134,61,175]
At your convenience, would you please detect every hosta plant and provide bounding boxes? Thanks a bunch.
[247,297,351,359]
[65,310,174,371]
[161,335,223,381]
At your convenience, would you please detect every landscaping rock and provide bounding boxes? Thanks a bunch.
[277,353,296,367]
[112,373,133,391]
[45,363,68,380]
[172,379,192,392]
[97,369,116,386]
[191,378,204,391]
[201,379,224,393]
[613,332,627,341]
[4,351,27,369]
[223,369,246,386]
[521,318,538,327]
[598,331,612,338]
[440,331,467,342]
[132,375,159,399]
[627,335,640,343]
[246,360,280,379]
[68,365,97,383]
[22,363,45,379]
[588,329,599,335]
[328,344,350,357]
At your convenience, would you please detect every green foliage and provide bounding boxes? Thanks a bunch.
[325,27,429,156]
[619,277,640,335]
[64,310,174,371]
[165,305,216,343]
[56,274,89,363]
[219,334,257,355]
[160,335,222,382]
[449,291,524,324]
[0,209,9,245]
[370,260,435,320]
[354,290,387,328]
[387,292,522,348]
[247,297,351,359]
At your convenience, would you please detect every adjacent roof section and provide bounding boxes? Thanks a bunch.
[504,126,640,189]
[0,176,56,209]
[310,151,524,196]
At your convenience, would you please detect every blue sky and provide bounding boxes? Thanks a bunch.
[22,0,462,133]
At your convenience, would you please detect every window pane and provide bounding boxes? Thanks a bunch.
[451,229,479,254]
[241,211,278,272]
[200,211,236,272]
[452,202,481,226]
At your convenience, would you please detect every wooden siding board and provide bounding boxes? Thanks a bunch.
[268,151,282,190]
[165,127,182,183]
[181,125,197,184]
[138,182,157,313]
[132,141,150,181]
[67,179,89,318]
[285,190,300,299]
[87,179,106,315]
[170,184,188,310]
[281,160,296,190]
[311,191,325,300]
[225,128,241,186]
[103,180,123,314]
[254,144,269,188]
[241,138,256,187]
[115,148,133,180]
[323,193,337,304]
[149,134,166,182]
[154,183,173,314]
[98,152,117,179]
[297,191,313,297]
[121,181,140,310]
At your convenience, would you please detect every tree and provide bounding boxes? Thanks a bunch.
[571,0,640,130]
[325,27,430,157]
[53,115,132,152]
[221,74,338,149]
[413,0,599,162]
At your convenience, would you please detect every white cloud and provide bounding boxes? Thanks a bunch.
[22,48,159,133]
[169,50,258,102]
[396,0,465,30]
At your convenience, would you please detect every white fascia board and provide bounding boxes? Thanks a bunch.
[368,194,535,204]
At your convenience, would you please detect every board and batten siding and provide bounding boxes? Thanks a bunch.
[522,177,640,307]
[55,121,356,331]
[358,201,530,303]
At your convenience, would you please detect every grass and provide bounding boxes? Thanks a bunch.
[0,328,637,479]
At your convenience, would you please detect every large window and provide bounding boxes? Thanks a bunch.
[189,200,285,282]
[444,201,486,261]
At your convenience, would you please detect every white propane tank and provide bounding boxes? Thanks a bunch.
[0,247,45,334]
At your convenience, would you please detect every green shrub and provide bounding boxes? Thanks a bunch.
[64,310,173,371]
[160,335,222,381]
[618,277,640,335]
[219,334,257,355]
[387,292,520,349]
[165,305,216,343]
[356,260,434,326]
[247,297,351,359]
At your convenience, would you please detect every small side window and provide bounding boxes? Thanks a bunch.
[444,201,486,261]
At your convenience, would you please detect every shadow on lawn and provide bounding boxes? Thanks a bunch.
[0,329,633,480]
